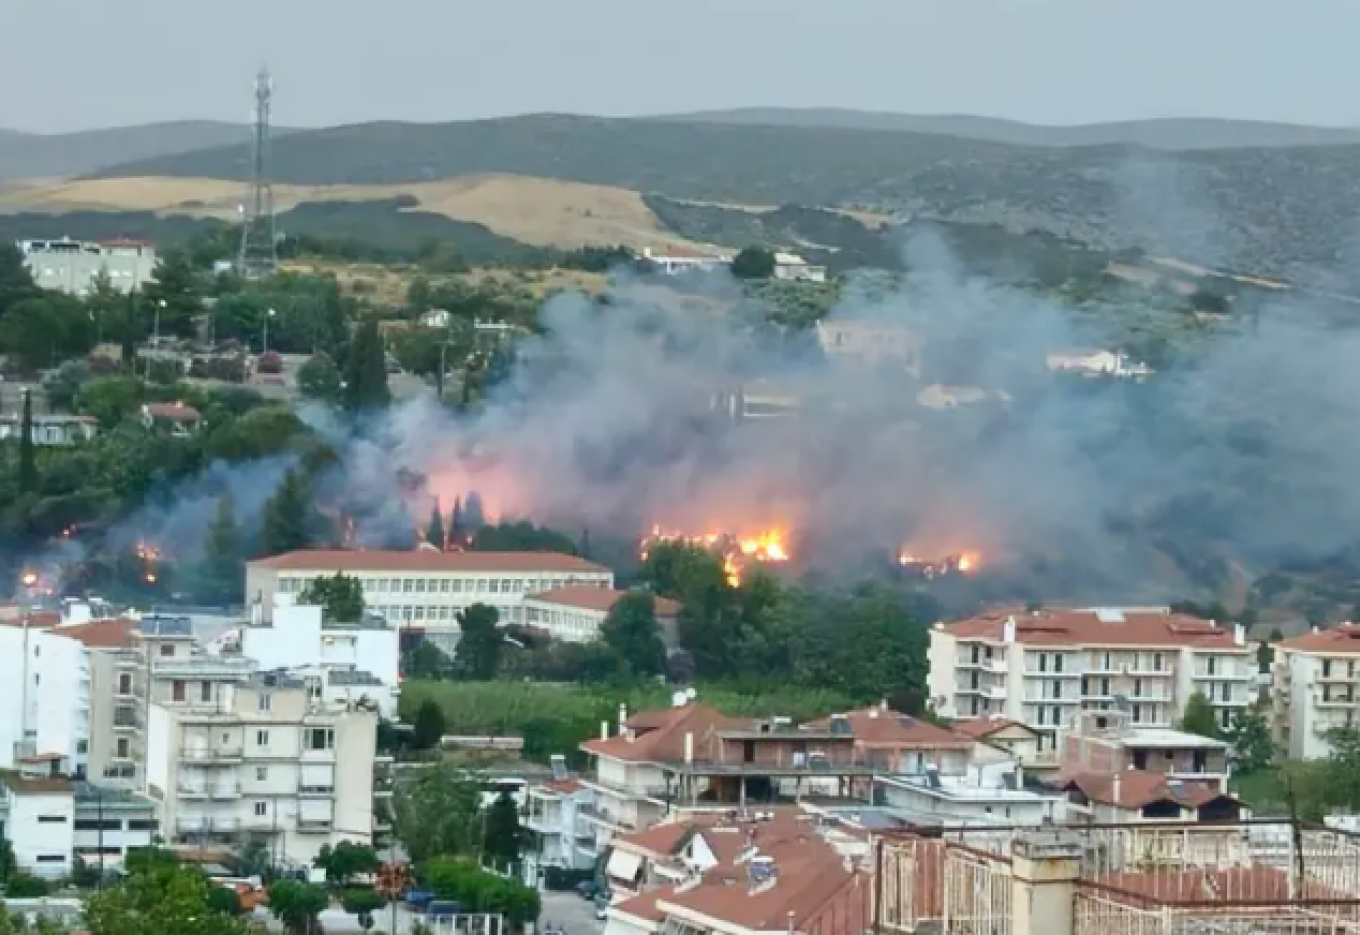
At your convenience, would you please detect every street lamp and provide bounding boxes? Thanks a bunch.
[262,308,277,354]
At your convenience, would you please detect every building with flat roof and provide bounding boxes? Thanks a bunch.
[17,238,157,296]
[1271,623,1360,759]
[521,587,680,644]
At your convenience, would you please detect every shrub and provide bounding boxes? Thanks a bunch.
[256,351,283,374]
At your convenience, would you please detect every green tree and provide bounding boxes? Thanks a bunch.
[1179,691,1220,738]
[422,858,540,930]
[313,842,382,888]
[426,504,445,549]
[17,389,36,496]
[197,492,243,605]
[643,541,737,677]
[343,318,390,412]
[730,246,776,280]
[141,249,203,337]
[456,603,502,679]
[76,375,146,428]
[412,698,447,751]
[482,790,526,871]
[4,872,49,898]
[392,765,484,864]
[120,288,139,370]
[600,591,667,677]
[0,294,95,370]
[297,353,343,405]
[340,888,387,932]
[84,861,249,935]
[260,468,319,556]
[469,521,577,554]
[0,838,14,885]
[0,243,40,317]
[206,886,245,917]
[403,641,452,680]
[298,572,366,621]
[267,880,330,935]
[1224,707,1274,775]
[1325,726,1360,812]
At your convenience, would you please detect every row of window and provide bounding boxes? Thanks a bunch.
[278,574,606,597]
[73,818,157,831]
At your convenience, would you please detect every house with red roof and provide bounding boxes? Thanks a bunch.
[521,587,681,644]
[1273,623,1360,759]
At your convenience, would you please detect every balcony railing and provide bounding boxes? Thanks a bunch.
[297,817,334,831]
[299,785,335,796]
[177,817,241,833]
[179,747,244,763]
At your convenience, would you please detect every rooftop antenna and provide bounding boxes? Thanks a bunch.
[237,66,279,279]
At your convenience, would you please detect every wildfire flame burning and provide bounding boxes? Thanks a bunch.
[896,549,981,579]
[640,525,791,587]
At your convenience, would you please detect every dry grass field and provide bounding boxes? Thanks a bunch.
[280,258,610,305]
[0,174,717,253]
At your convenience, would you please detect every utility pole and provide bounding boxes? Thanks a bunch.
[237,67,279,280]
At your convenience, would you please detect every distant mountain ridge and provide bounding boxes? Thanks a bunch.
[0,120,299,180]
[665,108,1360,150]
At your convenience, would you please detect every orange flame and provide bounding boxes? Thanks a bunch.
[641,525,790,588]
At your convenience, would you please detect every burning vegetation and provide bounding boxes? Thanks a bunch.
[895,549,982,580]
[640,525,791,586]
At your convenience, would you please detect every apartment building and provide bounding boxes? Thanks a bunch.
[929,607,1253,757]
[0,413,99,447]
[1272,624,1360,759]
[0,615,137,774]
[1053,770,1245,823]
[233,604,400,718]
[1060,710,1232,792]
[521,588,680,644]
[246,550,613,649]
[17,237,158,295]
[578,700,887,853]
[872,765,1068,826]
[524,775,595,874]
[144,669,378,869]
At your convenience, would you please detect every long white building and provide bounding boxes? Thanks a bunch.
[246,550,613,650]
[929,607,1253,761]
[1272,624,1360,759]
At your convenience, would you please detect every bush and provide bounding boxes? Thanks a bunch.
[5,871,51,898]
[422,858,540,930]
[189,354,247,382]
[256,351,283,374]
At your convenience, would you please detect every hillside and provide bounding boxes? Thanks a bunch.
[667,108,1360,150]
[0,120,299,180]
[84,114,1360,276]
[0,174,708,253]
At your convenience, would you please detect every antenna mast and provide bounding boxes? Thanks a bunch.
[237,66,278,279]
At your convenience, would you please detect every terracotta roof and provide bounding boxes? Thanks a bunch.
[537,779,583,795]
[613,886,674,924]
[615,822,697,859]
[1277,624,1360,654]
[1095,864,1342,904]
[1059,769,1229,809]
[953,717,1038,740]
[942,608,1244,649]
[803,706,971,749]
[525,586,681,616]
[1,772,73,794]
[53,618,136,648]
[581,704,748,762]
[0,612,60,629]
[251,549,610,574]
[145,402,201,421]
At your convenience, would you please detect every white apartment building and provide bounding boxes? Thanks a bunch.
[929,607,1253,758]
[772,251,827,282]
[521,588,681,644]
[872,765,1067,826]
[17,238,158,295]
[0,615,137,774]
[231,605,400,718]
[524,774,597,874]
[246,550,614,649]
[145,668,378,870]
[1272,624,1360,759]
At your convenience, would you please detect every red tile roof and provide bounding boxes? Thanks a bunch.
[538,779,583,795]
[53,618,136,648]
[1095,864,1342,903]
[582,704,746,762]
[1277,624,1360,654]
[803,707,972,749]
[145,402,201,421]
[612,886,674,924]
[526,586,681,616]
[251,549,610,574]
[615,822,697,859]
[1059,769,1228,809]
[0,612,60,629]
[942,607,1244,648]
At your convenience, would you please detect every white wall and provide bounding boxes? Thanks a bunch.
[0,626,43,767]
[6,791,75,878]
[144,705,172,798]
[34,634,87,770]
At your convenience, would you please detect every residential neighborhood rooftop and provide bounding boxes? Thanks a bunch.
[250,549,610,574]
[939,606,1246,648]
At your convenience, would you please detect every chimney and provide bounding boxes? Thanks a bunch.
[600,720,609,741]
[1003,616,1016,644]
[618,703,628,735]
[684,731,694,764]
[1234,623,1245,646]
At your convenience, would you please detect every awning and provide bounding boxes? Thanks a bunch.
[606,848,643,882]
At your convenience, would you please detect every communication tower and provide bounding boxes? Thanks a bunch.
[237,67,279,279]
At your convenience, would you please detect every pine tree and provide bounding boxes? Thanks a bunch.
[464,492,486,530]
[261,469,316,556]
[425,503,445,550]
[342,319,390,413]
[199,493,243,604]
[121,288,139,371]
[482,790,526,871]
[448,497,466,547]
[17,389,36,496]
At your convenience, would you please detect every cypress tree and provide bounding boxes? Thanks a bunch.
[121,288,138,372]
[261,469,316,556]
[18,389,36,495]
[425,502,445,550]
[342,319,390,413]
[199,493,243,604]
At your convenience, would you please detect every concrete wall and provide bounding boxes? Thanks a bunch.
[6,791,75,879]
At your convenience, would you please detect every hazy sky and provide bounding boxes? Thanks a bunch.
[3,0,1357,133]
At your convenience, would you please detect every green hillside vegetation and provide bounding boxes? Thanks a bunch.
[86,114,1360,276]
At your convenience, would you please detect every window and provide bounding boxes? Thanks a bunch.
[37,815,68,824]
[127,819,157,831]
[257,767,268,781]
[35,855,67,863]
[1208,657,1218,676]
[256,730,269,747]
[307,728,335,751]
[201,682,212,703]
[77,740,88,754]
[440,580,450,593]
[116,738,130,758]
[1324,660,1334,678]
[1153,653,1165,672]
[254,802,268,817]
[74,819,121,831]
[160,644,174,657]
[118,673,132,694]
[172,681,186,701]
[1054,654,1064,674]
[415,579,426,593]
[258,694,271,712]
[403,579,414,593]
